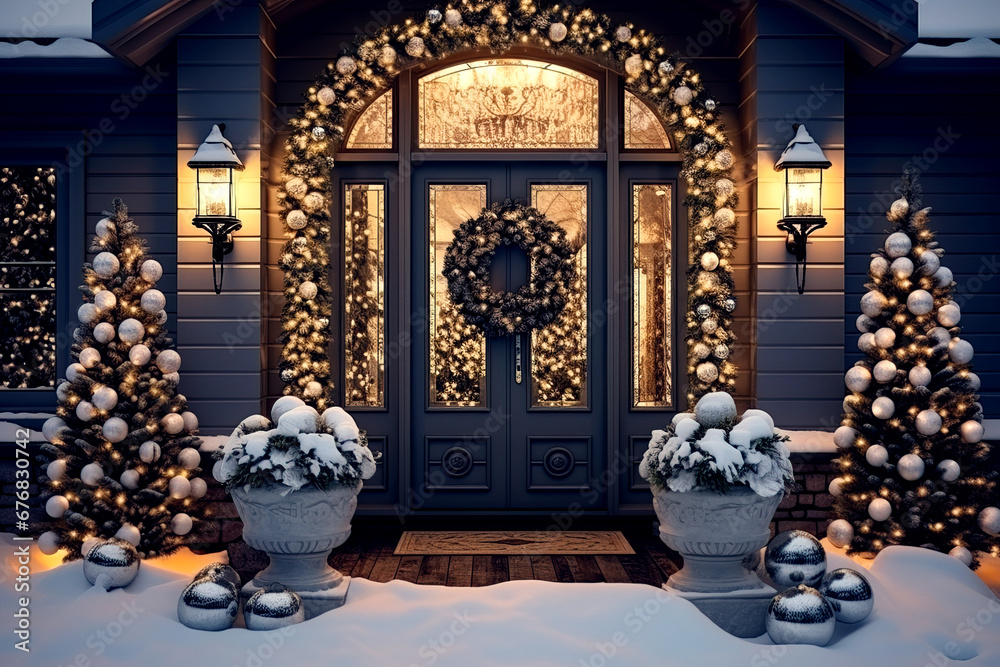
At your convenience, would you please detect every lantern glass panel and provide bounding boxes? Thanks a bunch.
[198,167,233,217]
[786,167,822,218]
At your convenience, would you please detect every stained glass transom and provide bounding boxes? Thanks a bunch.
[346,89,393,150]
[624,91,671,151]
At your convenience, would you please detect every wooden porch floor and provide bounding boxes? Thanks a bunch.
[326,519,682,587]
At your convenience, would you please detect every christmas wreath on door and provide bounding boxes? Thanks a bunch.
[444,199,575,337]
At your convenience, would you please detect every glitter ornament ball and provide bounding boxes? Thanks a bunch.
[909,365,932,387]
[906,290,933,315]
[129,344,151,367]
[701,318,718,334]
[833,426,857,449]
[949,546,973,567]
[156,349,182,374]
[81,462,104,486]
[869,256,889,278]
[658,61,674,76]
[378,45,396,67]
[873,360,897,383]
[406,36,426,57]
[299,281,318,299]
[673,86,693,106]
[162,413,185,435]
[92,385,118,411]
[766,585,836,646]
[427,8,442,23]
[316,86,335,106]
[714,344,730,360]
[765,530,827,588]
[978,507,1000,536]
[140,259,163,282]
[937,459,960,481]
[868,497,892,522]
[845,366,872,392]
[714,178,735,197]
[118,318,145,345]
[961,420,984,444]
[312,126,325,140]
[94,322,115,343]
[889,197,909,220]
[78,303,100,324]
[705,99,717,111]
[714,208,735,226]
[693,342,710,359]
[171,513,194,536]
[818,569,873,623]
[915,410,942,436]
[874,327,896,348]
[866,444,889,467]
[723,298,737,313]
[285,177,307,199]
[937,303,961,327]
[92,252,120,278]
[244,588,306,631]
[897,453,926,481]
[548,22,567,42]
[872,396,895,420]
[140,289,166,313]
[84,539,140,590]
[46,495,69,518]
[94,290,116,311]
[444,8,462,28]
[715,149,735,169]
[335,56,356,75]
[696,362,719,383]
[826,519,854,548]
[860,291,888,318]
[302,192,325,212]
[949,339,974,364]
[79,347,101,369]
[884,232,911,258]
[177,577,239,631]
[615,25,632,42]
[139,441,161,463]
[696,304,711,319]
[890,257,914,278]
[286,209,307,230]
[625,54,643,77]
[701,252,720,271]
[304,380,323,397]
[919,249,940,276]
[103,417,129,443]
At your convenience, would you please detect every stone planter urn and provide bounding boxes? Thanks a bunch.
[231,482,360,619]
[653,486,782,637]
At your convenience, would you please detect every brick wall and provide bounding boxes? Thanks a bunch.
[771,451,837,536]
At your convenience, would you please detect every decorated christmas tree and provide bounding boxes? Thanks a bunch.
[532,239,587,404]
[433,295,485,405]
[829,171,1000,568]
[36,199,206,561]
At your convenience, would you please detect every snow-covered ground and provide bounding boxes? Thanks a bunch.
[2,542,997,666]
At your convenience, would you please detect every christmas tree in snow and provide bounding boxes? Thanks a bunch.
[829,171,1000,568]
[36,199,206,560]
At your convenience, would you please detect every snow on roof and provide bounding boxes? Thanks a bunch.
[0,37,109,58]
[917,0,1000,38]
[904,36,1000,58]
[0,0,92,39]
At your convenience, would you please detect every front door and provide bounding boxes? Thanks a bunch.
[411,162,607,511]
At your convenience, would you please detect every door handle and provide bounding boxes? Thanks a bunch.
[515,334,523,384]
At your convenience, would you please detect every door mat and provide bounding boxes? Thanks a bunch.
[394,531,635,556]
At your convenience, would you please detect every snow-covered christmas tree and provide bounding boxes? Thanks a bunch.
[37,199,206,560]
[829,171,1000,568]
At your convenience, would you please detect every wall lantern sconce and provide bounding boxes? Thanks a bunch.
[188,124,244,294]
[774,123,832,294]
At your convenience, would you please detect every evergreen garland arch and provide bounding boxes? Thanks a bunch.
[278,0,740,410]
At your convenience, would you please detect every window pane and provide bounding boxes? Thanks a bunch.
[632,184,672,408]
[346,89,393,150]
[344,184,385,407]
[624,91,671,150]
[0,166,57,389]
[429,184,487,407]
[418,59,599,150]
[530,184,587,408]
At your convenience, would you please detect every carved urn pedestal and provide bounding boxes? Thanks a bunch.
[231,483,360,619]
[652,487,782,638]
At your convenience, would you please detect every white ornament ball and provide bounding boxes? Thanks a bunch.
[271,395,306,423]
[79,347,101,369]
[833,426,858,449]
[78,303,100,325]
[624,54,643,77]
[714,208,735,226]
[156,349,182,374]
[693,391,738,428]
[140,289,166,313]
[178,447,202,470]
[765,530,827,588]
[94,290,117,311]
[76,400,96,422]
[244,588,306,631]
[937,303,961,327]
[949,339,974,364]
[129,344,151,366]
[120,470,140,489]
[444,8,462,27]
[335,56,356,75]
[696,362,719,383]
[316,86,335,106]
[701,318,718,334]
[845,366,872,393]
[869,256,889,278]
[884,232,911,258]
[114,524,141,547]
[766,585,836,646]
[43,417,67,443]
[182,411,199,432]
[46,495,70,518]
[915,410,942,436]
[81,462,104,486]
[693,342,710,360]
[715,149,735,169]
[615,25,632,42]
[826,519,854,548]
[38,531,61,555]
[909,365,932,387]
[714,178,735,197]
[92,385,118,411]
[177,578,239,631]
[819,569,874,623]
[890,257,914,278]
[897,454,926,481]
[889,197,909,221]
[93,322,115,343]
[169,476,192,499]
[866,444,889,467]
[978,507,1000,537]
[140,259,163,282]
[673,86,693,106]
[967,372,982,392]
[95,217,114,237]
[190,477,208,499]
[103,417,129,443]
[92,252,120,278]
[162,413,185,435]
[302,192,325,212]
[299,281,318,299]
[118,318,145,345]
[937,459,960,482]
[700,252,720,271]
[949,546,973,567]
[828,478,846,497]
[46,458,67,482]
[56,381,72,401]
[874,327,896,348]
[873,360,897,383]
[549,22,567,42]
[872,396,896,419]
[378,46,397,68]
[405,36,426,57]
[157,310,168,325]
[961,420,984,444]
[284,177,307,199]
[171,513,193,536]
[286,209,307,230]
[304,380,323,398]
[139,441,161,463]
[860,291,888,318]
[868,497,892,522]
[934,266,953,287]
[906,289,934,315]
[84,540,140,589]
[919,250,940,276]
[857,333,877,354]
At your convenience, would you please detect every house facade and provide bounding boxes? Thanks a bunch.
[1,0,997,522]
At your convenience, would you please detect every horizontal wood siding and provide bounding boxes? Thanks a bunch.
[844,58,1000,418]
